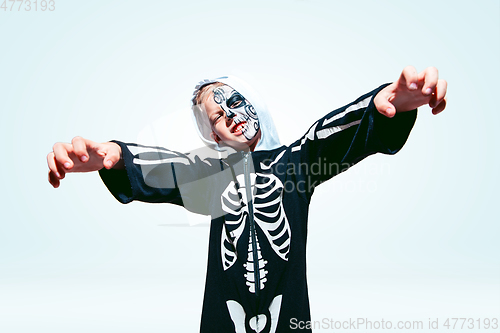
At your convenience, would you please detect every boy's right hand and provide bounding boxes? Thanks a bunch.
[47,137,123,188]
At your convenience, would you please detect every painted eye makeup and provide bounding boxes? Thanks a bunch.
[230,100,242,108]
[227,93,247,109]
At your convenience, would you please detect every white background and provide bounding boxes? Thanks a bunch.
[1,0,499,332]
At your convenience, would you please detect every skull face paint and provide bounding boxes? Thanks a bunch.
[213,86,260,141]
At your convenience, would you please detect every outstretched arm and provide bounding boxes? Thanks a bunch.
[48,137,216,215]
[47,136,123,188]
[289,65,447,192]
[374,66,448,117]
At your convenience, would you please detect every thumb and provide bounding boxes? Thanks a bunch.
[96,142,122,169]
[373,91,396,118]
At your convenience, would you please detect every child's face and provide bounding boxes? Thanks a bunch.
[205,86,261,151]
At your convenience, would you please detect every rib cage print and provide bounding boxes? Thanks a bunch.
[221,172,291,293]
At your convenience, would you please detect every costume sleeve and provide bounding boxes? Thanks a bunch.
[290,84,417,187]
[99,141,217,215]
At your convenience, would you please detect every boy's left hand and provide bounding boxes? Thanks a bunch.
[374,66,447,118]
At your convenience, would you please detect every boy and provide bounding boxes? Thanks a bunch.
[47,66,447,332]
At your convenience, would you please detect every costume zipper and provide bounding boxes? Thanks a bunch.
[244,152,261,298]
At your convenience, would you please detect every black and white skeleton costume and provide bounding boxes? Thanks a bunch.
[99,77,417,333]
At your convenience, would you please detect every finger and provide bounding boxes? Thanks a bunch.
[419,67,439,96]
[432,98,447,115]
[400,65,419,90]
[72,136,89,163]
[52,142,74,170]
[430,79,447,108]
[46,152,66,179]
[48,170,60,188]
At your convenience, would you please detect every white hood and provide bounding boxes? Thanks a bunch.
[191,75,281,152]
